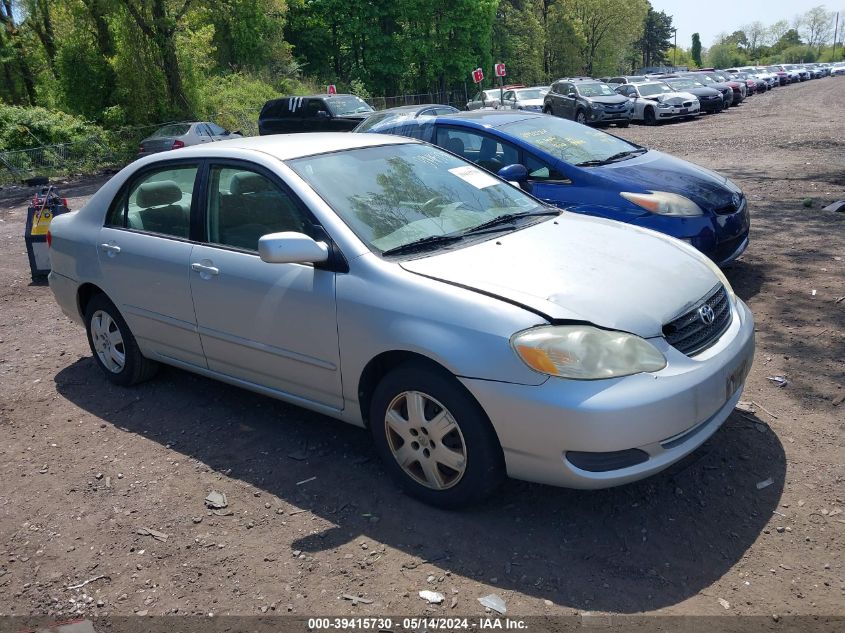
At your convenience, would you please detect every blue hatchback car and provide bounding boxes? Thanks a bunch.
[359,111,749,266]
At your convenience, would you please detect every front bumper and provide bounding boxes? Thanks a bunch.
[461,298,755,489]
[588,108,633,123]
[700,97,723,112]
[657,103,700,118]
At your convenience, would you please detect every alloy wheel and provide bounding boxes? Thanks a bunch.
[384,390,467,490]
[90,310,126,373]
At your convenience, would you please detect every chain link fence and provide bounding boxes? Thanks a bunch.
[0,123,168,186]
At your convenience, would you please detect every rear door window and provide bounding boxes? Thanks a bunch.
[114,165,199,239]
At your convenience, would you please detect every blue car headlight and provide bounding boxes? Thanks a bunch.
[620,191,704,217]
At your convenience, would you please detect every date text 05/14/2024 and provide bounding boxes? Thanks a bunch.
[307,618,528,630]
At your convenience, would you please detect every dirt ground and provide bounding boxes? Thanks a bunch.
[0,78,843,621]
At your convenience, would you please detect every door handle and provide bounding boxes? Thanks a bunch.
[191,262,219,275]
[100,243,121,255]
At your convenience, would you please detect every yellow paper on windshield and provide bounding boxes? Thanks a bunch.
[448,165,499,189]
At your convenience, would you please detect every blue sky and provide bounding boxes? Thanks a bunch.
[649,0,845,48]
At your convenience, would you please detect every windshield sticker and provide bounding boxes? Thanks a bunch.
[448,165,499,189]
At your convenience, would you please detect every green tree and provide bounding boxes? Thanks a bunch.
[706,42,746,68]
[0,0,38,104]
[637,5,673,68]
[567,0,649,76]
[541,0,583,80]
[691,32,702,66]
[120,0,195,116]
[492,0,544,86]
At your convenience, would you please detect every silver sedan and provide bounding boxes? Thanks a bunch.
[616,82,700,124]
[47,133,755,508]
[137,122,242,157]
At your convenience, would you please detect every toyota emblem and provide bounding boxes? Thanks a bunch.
[698,304,716,325]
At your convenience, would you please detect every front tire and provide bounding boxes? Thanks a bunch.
[643,107,657,125]
[369,362,504,509]
[85,294,158,386]
[575,110,587,124]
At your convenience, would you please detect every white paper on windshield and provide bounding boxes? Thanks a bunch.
[448,165,499,189]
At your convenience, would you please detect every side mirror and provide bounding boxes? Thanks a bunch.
[258,232,329,265]
[497,164,528,185]
[316,110,330,119]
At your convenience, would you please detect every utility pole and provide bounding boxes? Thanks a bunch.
[833,12,840,61]
[673,28,678,69]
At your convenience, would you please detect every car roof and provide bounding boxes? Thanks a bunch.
[168,132,414,161]
[379,104,454,113]
[436,110,540,127]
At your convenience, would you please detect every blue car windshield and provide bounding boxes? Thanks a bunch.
[501,116,640,165]
[288,143,541,254]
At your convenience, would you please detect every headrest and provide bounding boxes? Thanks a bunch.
[135,180,182,208]
[230,172,274,195]
[445,137,465,155]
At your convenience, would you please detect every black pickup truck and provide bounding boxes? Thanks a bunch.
[258,94,375,135]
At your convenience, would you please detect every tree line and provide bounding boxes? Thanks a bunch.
[704,6,843,68]
[3,0,841,147]
[0,0,680,134]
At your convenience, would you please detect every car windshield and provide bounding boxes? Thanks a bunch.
[577,83,617,97]
[514,89,544,100]
[327,96,374,116]
[694,74,718,85]
[638,83,673,96]
[288,143,541,254]
[151,124,190,137]
[501,116,639,165]
[666,78,702,90]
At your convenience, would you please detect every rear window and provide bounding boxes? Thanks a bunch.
[261,98,295,118]
[151,124,190,137]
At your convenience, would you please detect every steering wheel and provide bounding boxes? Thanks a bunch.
[421,196,445,213]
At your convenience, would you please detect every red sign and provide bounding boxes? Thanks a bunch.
[471,68,484,84]
[495,63,506,77]
[327,84,337,95]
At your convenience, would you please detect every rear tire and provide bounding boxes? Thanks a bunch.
[84,294,158,386]
[369,362,505,509]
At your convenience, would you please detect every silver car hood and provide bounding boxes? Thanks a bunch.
[400,214,719,337]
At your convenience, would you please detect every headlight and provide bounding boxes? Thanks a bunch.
[511,326,666,380]
[620,191,704,216]
[590,102,602,110]
[657,101,671,108]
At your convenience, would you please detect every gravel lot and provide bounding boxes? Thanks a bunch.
[0,78,843,620]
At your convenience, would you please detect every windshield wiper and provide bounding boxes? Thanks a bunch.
[576,148,648,167]
[381,234,465,256]
[460,208,561,236]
